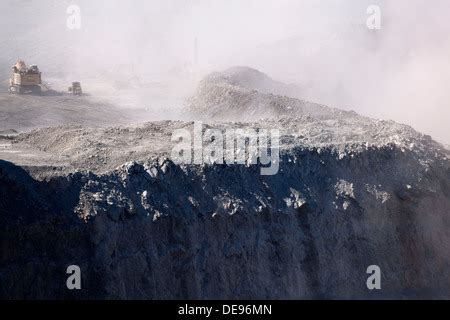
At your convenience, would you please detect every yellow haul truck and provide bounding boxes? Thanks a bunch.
[9,60,42,94]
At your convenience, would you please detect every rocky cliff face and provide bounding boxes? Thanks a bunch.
[1,144,449,299]
[1,67,450,299]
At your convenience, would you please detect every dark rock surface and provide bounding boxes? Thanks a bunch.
[1,142,449,299]
[1,67,449,299]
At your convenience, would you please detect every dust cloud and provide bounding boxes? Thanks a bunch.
[0,0,448,143]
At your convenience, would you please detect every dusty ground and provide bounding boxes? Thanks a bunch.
[0,68,448,179]
[0,75,189,132]
[0,91,135,131]
[0,75,192,175]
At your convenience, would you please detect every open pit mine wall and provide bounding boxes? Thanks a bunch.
[1,145,450,299]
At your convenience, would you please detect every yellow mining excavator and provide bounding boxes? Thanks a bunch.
[9,60,42,94]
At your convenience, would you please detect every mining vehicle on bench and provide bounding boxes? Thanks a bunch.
[9,60,42,94]
[68,82,82,95]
